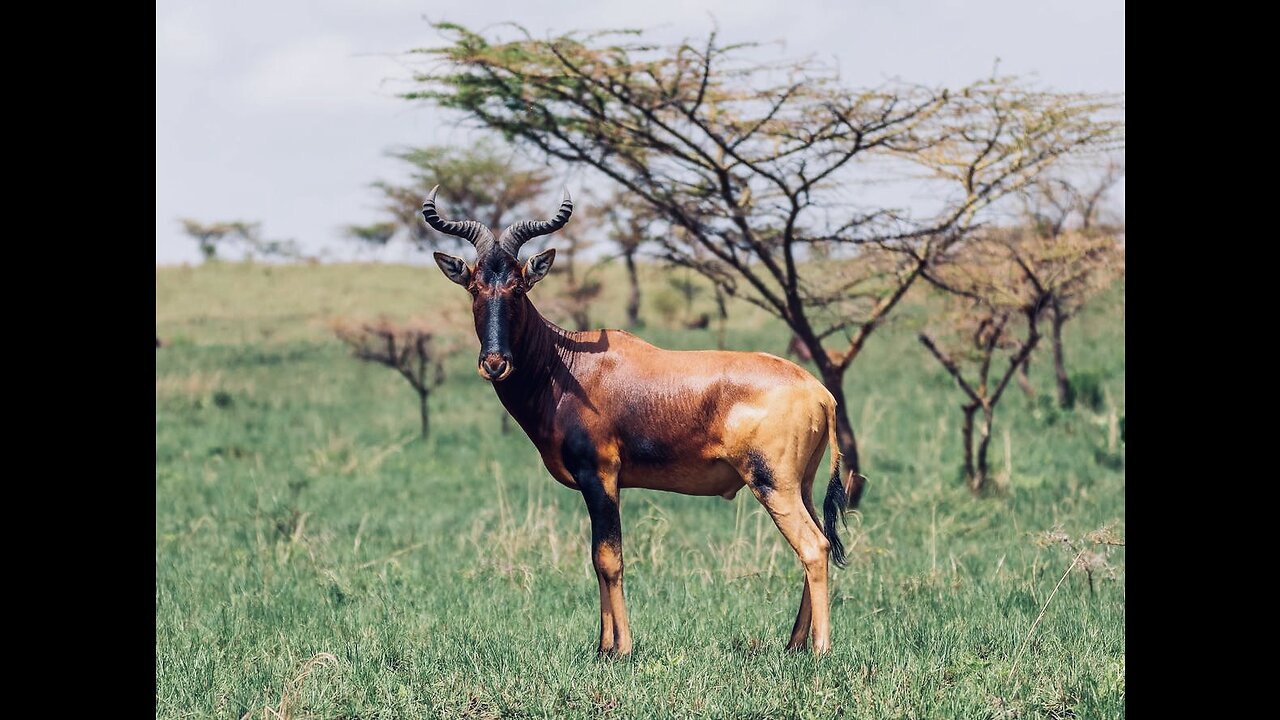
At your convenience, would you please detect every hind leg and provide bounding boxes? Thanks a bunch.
[787,583,813,651]
[742,448,832,654]
[761,490,831,653]
[785,444,828,650]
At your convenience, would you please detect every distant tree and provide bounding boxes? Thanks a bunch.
[668,272,704,326]
[711,284,729,349]
[361,140,552,251]
[179,219,298,262]
[920,307,1039,494]
[1014,165,1126,407]
[557,199,604,330]
[248,235,301,261]
[1016,228,1123,410]
[412,24,1125,504]
[537,259,603,332]
[605,193,659,328]
[179,219,253,261]
[333,318,456,438]
[557,277,603,332]
[918,239,1047,493]
[341,222,397,252]
[1023,161,1124,237]
[918,209,1122,490]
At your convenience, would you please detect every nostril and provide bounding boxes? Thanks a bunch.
[481,355,509,376]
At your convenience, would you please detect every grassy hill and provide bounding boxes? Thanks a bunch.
[156,260,1125,719]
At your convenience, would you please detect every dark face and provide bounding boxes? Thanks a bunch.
[469,251,525,381]
[435,247,556,382]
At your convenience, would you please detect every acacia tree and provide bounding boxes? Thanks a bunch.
[180,219,298,261]
[970,225,1124,408]
[180,219,247,260]
[363,139,552,250]
[353,140,606,329]
[920,308,1039,493]
[918,240,1047,492]
[1016,166,1126,407]
[333,319,456,438]
[341,222,397,253]
[410,24,1123,504]
[1024,162,1124,237]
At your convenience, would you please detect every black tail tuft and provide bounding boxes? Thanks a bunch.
[823,464,849,567]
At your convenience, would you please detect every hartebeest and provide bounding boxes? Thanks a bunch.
[427,187,856,655]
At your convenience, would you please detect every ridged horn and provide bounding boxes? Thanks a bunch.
[498,188,573,256]
[421,186,495,253]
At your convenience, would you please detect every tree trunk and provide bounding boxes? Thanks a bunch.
[1016,356,1036,400]
[972,404,995,494]
[713,285,728,350]
[820,367,865,506]
[418,389,430,439]
[1052,304,1071,408]
[961,402,978,491]
[623,249,642,328]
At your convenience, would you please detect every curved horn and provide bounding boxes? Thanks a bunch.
[421,186,495,253]
[499,188,573,256]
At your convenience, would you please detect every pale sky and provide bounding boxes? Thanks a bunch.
[155,0,1125,265]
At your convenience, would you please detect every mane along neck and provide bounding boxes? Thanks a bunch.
[493,297,585,440]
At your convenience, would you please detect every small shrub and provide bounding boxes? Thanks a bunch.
[1066,371,1106,411]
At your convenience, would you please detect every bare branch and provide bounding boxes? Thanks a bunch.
[919,333,981,403]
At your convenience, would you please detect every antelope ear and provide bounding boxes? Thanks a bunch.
[433,251,472,286]
[522,248,556,288]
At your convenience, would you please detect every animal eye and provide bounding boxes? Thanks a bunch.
[468,286,480,296]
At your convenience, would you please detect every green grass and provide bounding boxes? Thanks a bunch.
[156,262,1125,719]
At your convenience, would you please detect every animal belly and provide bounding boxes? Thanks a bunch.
[619,458,744,498]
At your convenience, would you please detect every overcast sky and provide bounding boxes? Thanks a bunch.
[155,0,1125,265]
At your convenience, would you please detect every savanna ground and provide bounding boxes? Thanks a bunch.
[156,261,1125,719]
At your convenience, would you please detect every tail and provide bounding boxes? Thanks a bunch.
[821,398,849,567]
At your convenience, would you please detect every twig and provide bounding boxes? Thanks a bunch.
[356,541,428,570]
[1009,547,1086,678]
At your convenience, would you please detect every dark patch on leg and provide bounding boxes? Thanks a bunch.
[563,426,621,548]
[562,425,598,476]
[582,480,622,549]
[746,450,775,495]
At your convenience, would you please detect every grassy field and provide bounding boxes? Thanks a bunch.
[156,261,1125,719]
